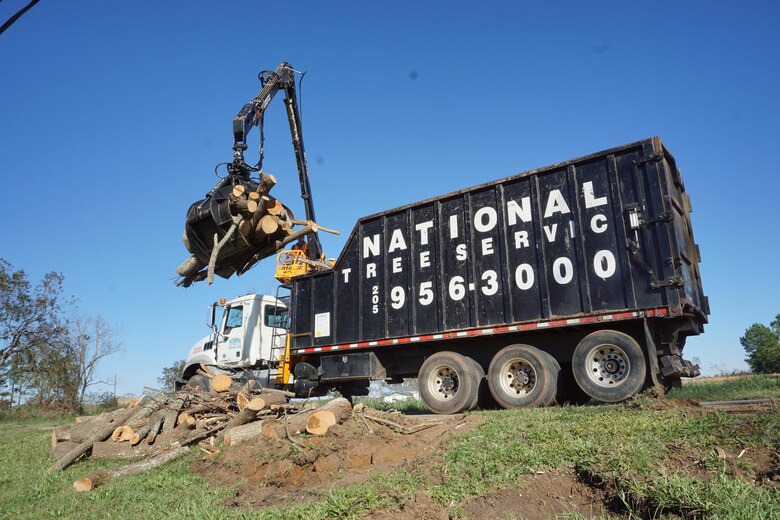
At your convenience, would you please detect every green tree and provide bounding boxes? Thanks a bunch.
[740,314,780,374]
[158,359,186,391]
[0,259,67,379]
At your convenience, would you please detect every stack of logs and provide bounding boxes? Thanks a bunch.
[49,370,353,492]
[176,173,338,286]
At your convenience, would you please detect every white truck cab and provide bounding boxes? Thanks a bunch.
[180,293,289,386]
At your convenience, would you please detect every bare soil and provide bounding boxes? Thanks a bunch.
[193,400,780,518]
[193,411,479,509]
[460,471,609,520]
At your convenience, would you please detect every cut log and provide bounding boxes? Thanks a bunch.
[48,405,138,473]
[52,427,71,448]
[216,407,261,442]
[290,219,341,236]
[52,440,79,460]
[257,173,276,195]
[247,195,271,232]
[231,185,246,198]
[146,410,164,445]
[67,408,126,443]
[75,416,95,424]
[91,440,142,460]
[306,411,336,436]
[261,397,351,439]
[130,420,154,446]
[266,199,284,216]
[211,374,233,393]
[74,446,190,492]
[111,426,124,442]
[198,364,216,377]
[177,411,196,428]
[306,398,353,435]
[162,397,185,433]
[236,380,256,411]
[257,214,279,236]
[247,191,261,202]
[261,413,309,439]
[119,426,135,442]
[224,421,264,446]
[176,255,206,277]
[249,393,288,410]
[260,387,296,398]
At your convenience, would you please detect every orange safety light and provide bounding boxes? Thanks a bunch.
[219,298,227,305]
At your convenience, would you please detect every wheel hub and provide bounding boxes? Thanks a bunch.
[500,359,536,396]
[427,365,460,401]
[586,344,629,386]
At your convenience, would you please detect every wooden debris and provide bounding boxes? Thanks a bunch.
[224,421,265,446]
[211,374,233,393]
[306,398,353,436]
[74,447,191,492]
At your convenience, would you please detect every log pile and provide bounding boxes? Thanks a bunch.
[175,173,339,287]
[49,377,355,492]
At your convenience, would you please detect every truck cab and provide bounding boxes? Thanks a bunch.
[180,294,289,386]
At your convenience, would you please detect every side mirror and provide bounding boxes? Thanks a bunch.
[207,302,217,330]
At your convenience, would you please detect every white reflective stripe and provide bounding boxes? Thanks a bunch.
[350,344,358,348]
[603,315,613,320]
[482,328,494,334]
[369,341,378,346]
[537,322,550,328]
[411,337,421,342]
[314,347,322,352]
[433,334,444,339]
[456,331,468,337]
[567,319,580,325]
[508,325,519,331]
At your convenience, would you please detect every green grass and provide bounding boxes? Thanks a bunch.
[1,375,779,519]
[669,373,780,402]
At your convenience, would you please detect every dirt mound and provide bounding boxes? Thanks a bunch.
[193,411,477,508]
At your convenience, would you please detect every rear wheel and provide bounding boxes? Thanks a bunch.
[464,357,487,411]
[419,351,478,414]
[487,345,559,409]
[572,330,646,403]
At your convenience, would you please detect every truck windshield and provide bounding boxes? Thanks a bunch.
[224,306,243,331]
[264,306,288,329]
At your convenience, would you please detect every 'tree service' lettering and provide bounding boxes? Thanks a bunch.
[343,181,616,313]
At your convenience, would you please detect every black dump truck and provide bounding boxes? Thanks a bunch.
[288,137,708,413]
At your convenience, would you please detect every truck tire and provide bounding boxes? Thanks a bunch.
[572,330,646,403]
[538,350,562,407]
[555,365,592,406]
[487,345,558,409]
[465,357,486,411]
[419,351,478,415]
[183,374,212,392]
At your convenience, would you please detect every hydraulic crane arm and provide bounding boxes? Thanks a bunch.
[230,62,322,261]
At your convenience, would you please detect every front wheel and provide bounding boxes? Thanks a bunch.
[419,351,478,414]
[487,344,559,409]
[183,374,212,392]
[572,330,646,403]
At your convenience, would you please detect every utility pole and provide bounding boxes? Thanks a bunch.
[113,374,117,398]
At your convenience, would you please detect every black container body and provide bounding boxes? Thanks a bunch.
[290,137,708,351]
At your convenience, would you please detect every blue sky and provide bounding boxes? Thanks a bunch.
[1,1,778,395]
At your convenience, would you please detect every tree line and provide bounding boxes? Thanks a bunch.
[0,259,122,413]
[741,314,780,374]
